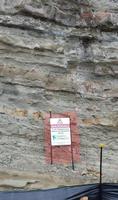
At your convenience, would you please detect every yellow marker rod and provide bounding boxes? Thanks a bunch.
[99,144,105,148]
[99,143,105,191]
[49,109,53,165]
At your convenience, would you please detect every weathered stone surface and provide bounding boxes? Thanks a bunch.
[0,0,118,189]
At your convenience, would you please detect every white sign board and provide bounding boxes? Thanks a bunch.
[50,118,71,146]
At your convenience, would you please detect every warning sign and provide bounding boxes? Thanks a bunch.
[50,118,71,146]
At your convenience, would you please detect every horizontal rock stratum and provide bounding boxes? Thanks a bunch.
[0,0,118,189]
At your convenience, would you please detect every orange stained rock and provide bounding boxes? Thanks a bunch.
[14,109,28,117]
[80,197,88,200]
[81,117,100,126]
[33,111,45,120]
[33,111,40,119]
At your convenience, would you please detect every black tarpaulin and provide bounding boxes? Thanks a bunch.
[0,184,118,200]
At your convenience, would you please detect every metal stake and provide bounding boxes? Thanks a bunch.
[70,117,74,170]
[49,109,53,165]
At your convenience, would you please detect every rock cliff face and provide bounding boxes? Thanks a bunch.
[0,0,118,190]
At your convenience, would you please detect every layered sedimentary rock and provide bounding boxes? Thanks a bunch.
[0,0,118,189]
